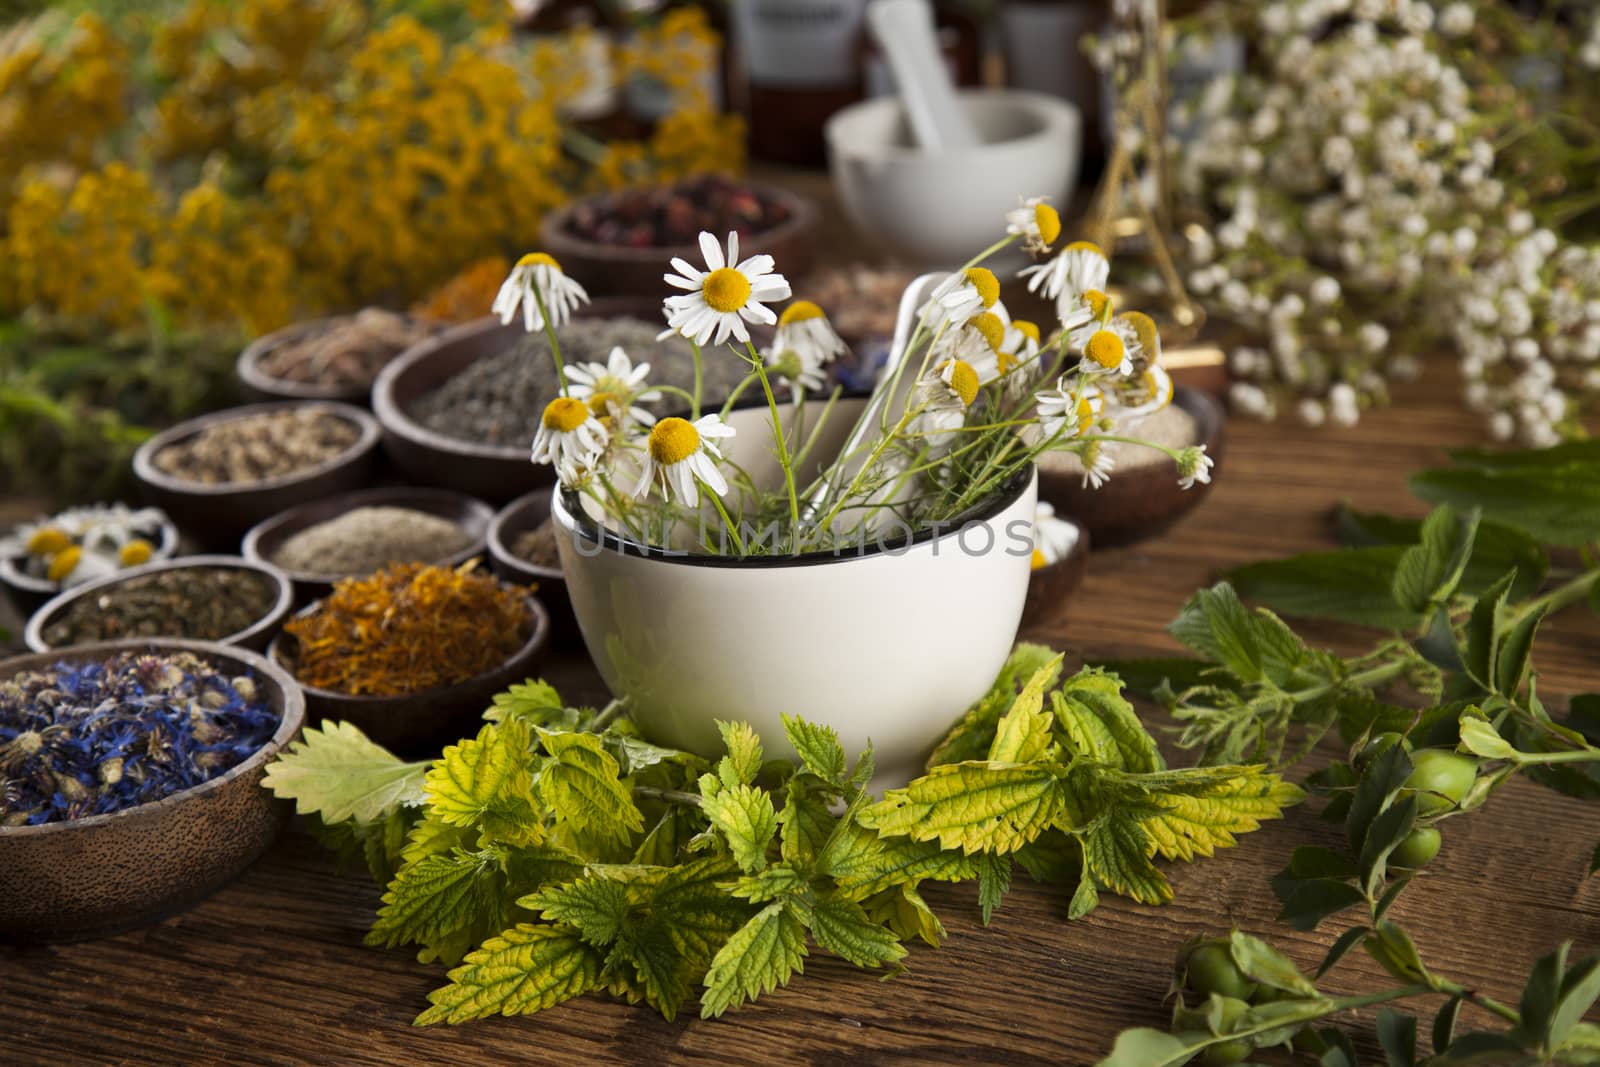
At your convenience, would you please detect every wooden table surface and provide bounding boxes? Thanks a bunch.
[4,372,1598,1066]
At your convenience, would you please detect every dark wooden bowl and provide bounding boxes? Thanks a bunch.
[131,401,382,550]
[268,593,550,757]
[371,298,671,504]
[1,512,180,615]
[538,181,819,300]
[1036,387,1226,548]
[485,488,577,647]
[236,313,449,406]
[23,555,295,655]
[0,638,305,943]
[1021,516,1090,629]
[242,487,494,605]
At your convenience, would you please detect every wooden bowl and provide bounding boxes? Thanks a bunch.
[268,593,550,756]
[371,298,675,504]
[236,313,447,406]
[1037,387,1225,548]
[1021,517,1090,629]
[242,487,494,605]
[23,555,295,655]
[0,512,180,616]
[0,638,305,943]
[485,488,577,647]
[538,181,819,300]
[131,401,382,549]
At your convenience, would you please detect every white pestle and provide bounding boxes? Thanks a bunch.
[865,0,980,153]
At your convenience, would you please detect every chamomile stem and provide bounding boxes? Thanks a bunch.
[791,386,843,475]
[745,340,800,541]
[706,486,746,555]
[689,341,704,419]
[531,285,567,394]
[719,372,761,419]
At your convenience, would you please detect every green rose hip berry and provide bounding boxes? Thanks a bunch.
[1200,1039,1252,1066]
[1185,944,1258,1000]
[1404,750,1476,815]
[1391,826,1443,867]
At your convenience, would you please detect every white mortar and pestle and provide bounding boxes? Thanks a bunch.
[825,0,1082,267]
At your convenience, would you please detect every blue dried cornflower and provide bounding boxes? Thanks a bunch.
[0,651,279,826]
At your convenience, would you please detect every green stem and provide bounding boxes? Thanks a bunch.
[689,341,704,419]
[587,698,628,733]
[1291,659,1413,705]
[531,285,568,394]
[633,785,703,807]
[1515,569,1599,623]
[1431,978,1523,1027]
[746,341,800,542]
[706,487,746,555]
[718,372,761,419]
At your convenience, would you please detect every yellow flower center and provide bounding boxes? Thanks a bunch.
[1121,310,1160,359]
[46,546,82,583]
[542,396,590,432]
[962,267,1000,308]
[119,539,153,567]
[648,417,701,465]
[1066,240,1104,257]
[1033,203,1062,246]
[1085,289,1113,321]
[779,299,825,326]
[516,251,562,272]
[1076,396,1097,436]
[1013,320,1041,344]
[1085,330,1125,369]
[1031,547,1049,570]
[998,350,1017,374]
[946,360,980,407]
[966,312,1004,353]
[586,390,621,415]
[26,527,70,557]
[702,267,752,313]
[1142,369,1174,409]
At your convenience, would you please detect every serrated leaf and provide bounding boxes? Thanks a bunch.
[716,720,764,788]
[809,893,907,968]
[525,876,631,948]
[611,734,705,776]
[927,643,1062,768]
[1496,603,1547,698]
[781,715,848,788]
[402,812,477,866]
[368,848,512,963]
[699,901,808,1017]
[539,730,645,847]
[862,884,946,947]
[777,775,835,868]
[262,720,430,824]
[975,853,1012,924]
[485,680,569,726]
[825,821,981,899]
[1392,506,1477,622]
[1465,570,1517,691]
[426,721,541,845]
[701,782,778,873]
[1068,866,1099,919]
[1170,582,1267,681]
[415,924,604,1026]
[1081,811,1170,905]
[1054,669,1163,773]
[1411,461,1600,547]
[1228,546,1418,629]
[1337,507,1549,600]
[988,658,1062,763]
[1137,771,1303,863]
[730,865,807,904]
[858,762,1064,855]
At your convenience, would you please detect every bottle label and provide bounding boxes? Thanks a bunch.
[735,0,867,89]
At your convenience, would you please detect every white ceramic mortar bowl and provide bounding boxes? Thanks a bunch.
[826,88,1081,267]
[550,401,1038,787]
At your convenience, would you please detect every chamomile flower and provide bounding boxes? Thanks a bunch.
[932,311,1008,384]
[1175,445,1215,490]
[633,414,736,507]
[662,231,792,346]
[565,346,660,428]
[494,252,590,333]
[765,300,849,391]
[1030,501,1080,569]
[1036,379,1103,442]
[921,267,1002,331]
[1078,441,1117,489]
[1060,287,1115,337]
[1116,364,1175,420]
[1007,197,1063,256]
[530,396,610,484]
[1071,312,1140,378]
[1021,240,1109,302]
[910,359,980,447]
[46,546,116,588]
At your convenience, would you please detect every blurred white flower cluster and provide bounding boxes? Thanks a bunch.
[1173,0,1600,445]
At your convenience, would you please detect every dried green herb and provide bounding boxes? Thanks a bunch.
[42,567,277,647]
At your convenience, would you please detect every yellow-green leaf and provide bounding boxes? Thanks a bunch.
[263,719,429,824]
[1139,772,1304,863]
[415,924,603,1026]
[539,730,645,846]
[987,656,1062,764]
[857,762,1064,855]
[699,901,809,1018]
[425,721,538,842]
[701,782,778,873]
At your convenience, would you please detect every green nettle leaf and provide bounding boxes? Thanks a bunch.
[701,782,778,873]
[730,865,807,904]
[368,848,512,964]
[426,721,539,839]
[926,642,1062,768]
[987,658,1063,763]
[632,806,699,867]
[1337,506,1550,602]
[539,730,646,847]
[1054,669,1163,773]
[781,715,848,789]
[415,924,605,1026]
[975,853,1012,925]
[1068,866,1099,920]
[485,680,569,726]
[1391,506,1478,622]
[524,876,632,948]
[1135,770,1303,863]
[715,720,765,788]
[862,884,946,947]
[611,734,705,776]
[1080,811,1171,905]
[809,893,907,968]
[777,776,836,868]
[1410,461,1600,547]
[1228,546,1417,630]
[309,807,419,885]
[858,762,1064,855]
[699,901,809,1018]
[262,720,430,824]
[1170,582,1268,682]
[825,821,981,899]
